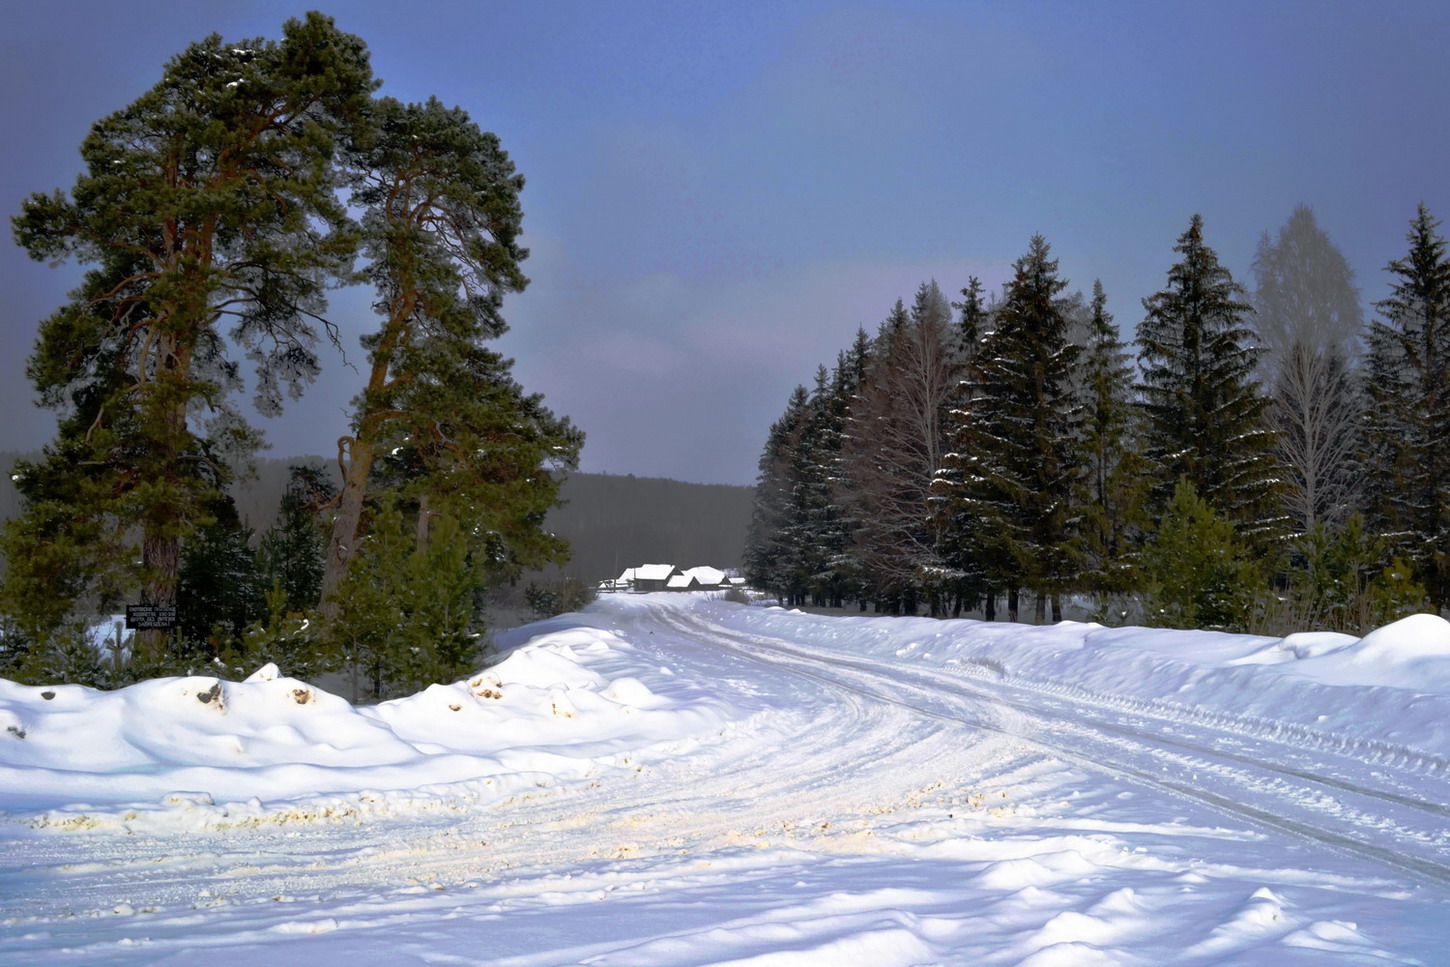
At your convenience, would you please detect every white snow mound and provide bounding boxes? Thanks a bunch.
[0,623,740,815]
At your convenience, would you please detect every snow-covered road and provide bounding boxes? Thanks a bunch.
[647,605,1450,888]
[4,595,1450,965]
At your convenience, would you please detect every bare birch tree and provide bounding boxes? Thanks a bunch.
[1252,206,1364,530]
[838,282,956,612]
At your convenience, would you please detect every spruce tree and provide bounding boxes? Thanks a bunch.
[5,14,376,660]
[1137,214,1282,543]
[744,385,811,603]
[938,236,1082,622]
[1360,204,1450,609]
[176,494,263,655]
[791,348,872,609]
[1077,280,1148,614]
[821,329,874,606]
[931,278,989,615]
[952,277,988,357]
[1142,478,1262,632]
[775,366,837,605]
[256,465,335,614]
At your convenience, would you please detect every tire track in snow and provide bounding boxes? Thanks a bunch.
[0,610,1035,928]
[653,605,1450,889]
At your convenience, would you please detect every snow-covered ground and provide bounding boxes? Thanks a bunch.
[3,595,1449,965]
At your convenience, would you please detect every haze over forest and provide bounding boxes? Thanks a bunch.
[0,454,754,582]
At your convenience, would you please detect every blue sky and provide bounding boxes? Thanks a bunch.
[3,0,1447,485]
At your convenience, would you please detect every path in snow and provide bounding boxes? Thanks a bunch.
[3,595,1449,965]
[645,604,1450,889]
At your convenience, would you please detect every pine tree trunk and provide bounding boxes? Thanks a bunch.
[415,493,431,551]
[137,531,180,664]
[319,437,376,618]
[137,360,190,665]
[1033,592,1047,624]
[1007,589,1019,623]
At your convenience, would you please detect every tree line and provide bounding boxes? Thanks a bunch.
[746,205,1447,633]
[0,13,581,694]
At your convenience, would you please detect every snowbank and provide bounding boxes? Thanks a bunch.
[5,598,1449,822]
[710,603,1450,755]
[4,596,1450,966]
[0,619,743,820]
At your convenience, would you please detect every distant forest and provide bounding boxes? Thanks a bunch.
[747,206,1450,633]
[0,454,752,583]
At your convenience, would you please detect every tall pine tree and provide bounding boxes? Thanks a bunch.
[318,96,581,625]
[4,14,376,660]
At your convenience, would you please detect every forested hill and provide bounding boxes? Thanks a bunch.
[541,472,754,580]
[0,453,753,582]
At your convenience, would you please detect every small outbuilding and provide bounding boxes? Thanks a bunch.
[623,564,683,592]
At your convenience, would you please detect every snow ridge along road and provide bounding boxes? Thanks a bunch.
[3,594,1450,965]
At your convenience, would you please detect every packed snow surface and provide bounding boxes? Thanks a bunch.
[3,595,1450,965]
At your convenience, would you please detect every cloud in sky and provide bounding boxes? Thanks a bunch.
[3,1,1448,485]
[501,240,1011,483]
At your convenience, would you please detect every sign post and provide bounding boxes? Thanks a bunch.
[125,605,179,631]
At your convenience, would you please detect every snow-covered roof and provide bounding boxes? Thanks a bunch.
[632,564,679,581]
[682,566,727,586]
[666,574,693,589]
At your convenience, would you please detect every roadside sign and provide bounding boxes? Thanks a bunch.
[125,605,178,630]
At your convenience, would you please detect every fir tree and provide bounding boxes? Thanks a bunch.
[1077,280,1148,614]
[1360,204,1450,610]
[1137,214,1282,543]
[952,277,987,356]
[930,278,989,615]
[177,494,263,655]
[774,366,838,605]
[821,329,874,606]
[256,465,335,614]
[790,354,869,609]
[744,385,811,603]
[1142,478,1262,632]
[937,236,1082,622]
